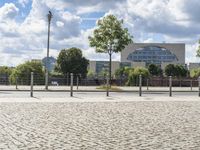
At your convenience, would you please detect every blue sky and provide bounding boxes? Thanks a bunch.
[0,0,199,66]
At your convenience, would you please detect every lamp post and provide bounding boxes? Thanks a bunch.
[45,11,53,90]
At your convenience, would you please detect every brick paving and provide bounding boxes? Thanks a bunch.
[1,102,200,149]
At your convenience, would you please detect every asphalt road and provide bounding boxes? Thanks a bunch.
[0,91,198,98]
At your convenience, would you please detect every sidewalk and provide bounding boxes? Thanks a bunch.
[0,85,197,92]
[0,94,199,103]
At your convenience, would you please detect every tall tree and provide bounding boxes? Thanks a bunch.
[89,14,133,86]
[148,64,162,76]
[55,47,89,78]
[196,39,200,57]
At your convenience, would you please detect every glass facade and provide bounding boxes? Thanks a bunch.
[127,46,178,65]
[120,62,131,68]
[96,61,109,74]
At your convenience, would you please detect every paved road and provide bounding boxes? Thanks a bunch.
[1,102,200,149]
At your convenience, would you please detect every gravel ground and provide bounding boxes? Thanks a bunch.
[1,102,200,150]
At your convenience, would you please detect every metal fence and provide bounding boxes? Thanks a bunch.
[1,72,200,97]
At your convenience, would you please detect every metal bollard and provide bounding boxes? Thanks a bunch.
[16,76,18,89]
[45,71,48,90]
[30,72,34,97]
[147,78,149,91]
[70,73,73,97]
[106,76,109,97]
[67,73,69,86]
[190,80,193,91]
[169,76,172,97]
[139,74,142,96]
[76,75,79,90]
[198,77,200,97]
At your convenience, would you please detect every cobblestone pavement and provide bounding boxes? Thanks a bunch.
[1,102,200,149]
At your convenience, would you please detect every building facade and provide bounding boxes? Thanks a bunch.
[89,43,186,75]
[121,43,185,69]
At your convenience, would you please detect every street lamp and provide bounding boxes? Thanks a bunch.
[45,11,53,90]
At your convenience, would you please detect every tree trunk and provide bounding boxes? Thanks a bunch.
[109,53,112,88]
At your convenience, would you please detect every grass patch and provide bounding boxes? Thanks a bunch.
[96,85,122,91]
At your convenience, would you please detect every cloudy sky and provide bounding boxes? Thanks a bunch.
[0,0,200,66]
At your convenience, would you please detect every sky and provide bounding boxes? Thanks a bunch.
[0,0,200,66]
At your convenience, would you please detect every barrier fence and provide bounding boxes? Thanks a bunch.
[0,72,200,97]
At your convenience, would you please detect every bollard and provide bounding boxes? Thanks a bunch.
[30,72,34,97]
[76,75,79,90]
[45,71,48,90]
[198,77,200,97]
[67,73,69,86]
[70,73,73,97]
[16,76,18,89]
[106,76,109,97]
[147,78,149,91]
[190,80,193,91]
[139,74,142,97]
[169,76,172,97]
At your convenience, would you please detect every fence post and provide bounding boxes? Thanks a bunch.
[147,78,149,91]
[30,72,34,97]
[139,74,142,96]
[16,76,18,89]
[106,76,109,97]
[169,76,172,97]
[198,77,200,97]
[190,80,193,91]
[70,73,73,97]
[76,75,79,90]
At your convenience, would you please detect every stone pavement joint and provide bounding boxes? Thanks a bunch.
[1,102,200,149]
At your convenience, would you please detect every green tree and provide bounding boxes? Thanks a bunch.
[190,68,200,78]
[175,65,188,78]
[127,67,149,86]
[55,47,89,78]
[164,64,176,76]
[165,64,188,78]
[196,39,200,57]
[148,64,162,76]
[9,61,44,85]
[89,14,133,86]
[87,69,95,79]
[0,66,13,76]
[115,67,125,78]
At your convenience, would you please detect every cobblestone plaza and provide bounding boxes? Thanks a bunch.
[1,99,200,149]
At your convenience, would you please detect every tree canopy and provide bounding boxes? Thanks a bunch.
[89,14,133,54]
[55,47,89,78]
[88,14,133,85]
[0,66,13,76]
[126,67,149,86]
[164,64,188,78]
[148,64,162,76]
[196,39,200,57]
[190,68,200,78]
[9,61,44,85]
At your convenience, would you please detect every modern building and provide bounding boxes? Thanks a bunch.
[88,43,186,75]
[121,43,185,69]
[89,61,120,75]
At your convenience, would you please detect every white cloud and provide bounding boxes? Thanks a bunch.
[1,0,200,66]
[0,3,19,20]
[18,0,30,7]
